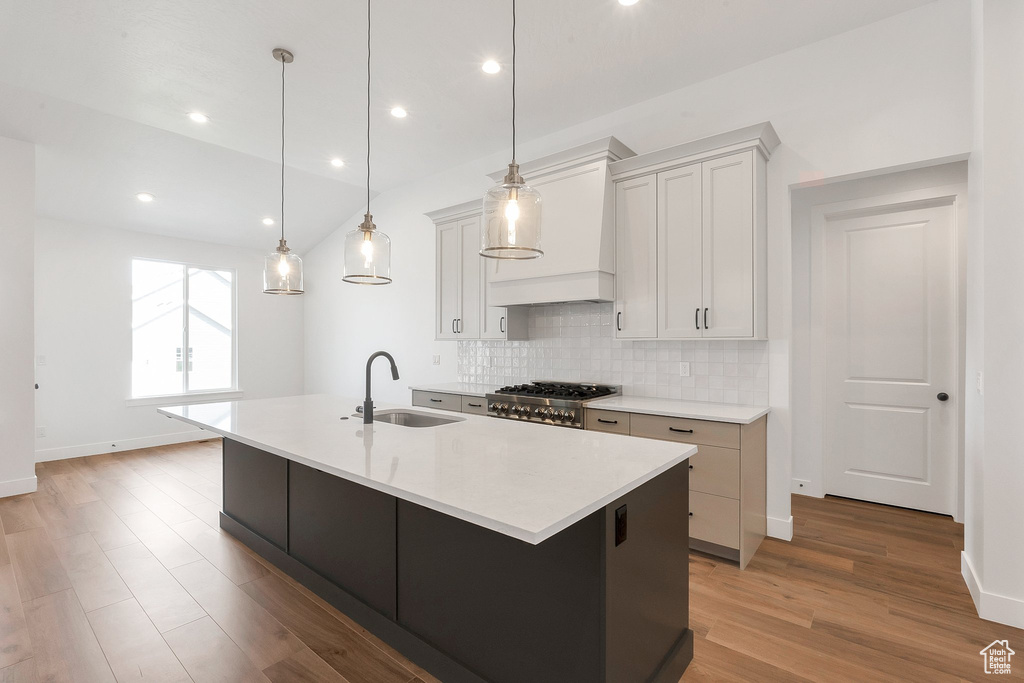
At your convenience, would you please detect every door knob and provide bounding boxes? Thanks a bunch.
[937,392,949,402]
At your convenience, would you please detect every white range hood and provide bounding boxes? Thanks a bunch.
[485,137,635,306]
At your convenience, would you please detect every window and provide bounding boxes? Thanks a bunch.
[132,259,235,398]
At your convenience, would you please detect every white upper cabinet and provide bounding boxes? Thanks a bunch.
[614,175,658,338]
[702,151,755,338]
[427,201,527,341]
[610,123,777,341]
[657,163,703,339]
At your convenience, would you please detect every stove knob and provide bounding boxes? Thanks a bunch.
[565,411,576,422]
[553,410,565,420]
[500,403,510,413]
[542,408,554,419]
[488,402,498,412]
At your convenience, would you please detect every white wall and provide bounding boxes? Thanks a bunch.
[304,0,973,541]
[0,136,37,496]
[34,218,305,459]
[961,0,1024,630]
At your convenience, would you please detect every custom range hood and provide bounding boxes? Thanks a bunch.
[484,137,635,306]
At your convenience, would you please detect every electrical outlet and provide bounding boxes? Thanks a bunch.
[36,426,46,438]
[679,362,690,377]
[36,355,46,366]
[432,355,441,366]
[976,371,984,395]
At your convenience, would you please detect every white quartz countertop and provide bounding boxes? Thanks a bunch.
[588,396,770,424]
[408,382,496,398]
[159,394,695,545]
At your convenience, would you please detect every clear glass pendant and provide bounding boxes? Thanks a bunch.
[263,240,304,294]
[481,162,542,259]
[342,214,392,285]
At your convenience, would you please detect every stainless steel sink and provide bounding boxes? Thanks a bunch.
[352,409,464,428]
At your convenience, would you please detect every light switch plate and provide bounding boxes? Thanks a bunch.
[36,426,46,438]
[679,362,690,377]
[432,355,441,366]
[36,355,46,366]
[976,371,984,395]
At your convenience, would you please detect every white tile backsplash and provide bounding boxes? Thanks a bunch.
[457,303,769,405]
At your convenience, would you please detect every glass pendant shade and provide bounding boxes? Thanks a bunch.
[263,242,304,294]
[481,163,542,259]
[342,215,392,285]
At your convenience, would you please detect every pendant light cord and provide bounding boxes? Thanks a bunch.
[511,0,516,163]
[366,0,371,215]
[280,55,286,244]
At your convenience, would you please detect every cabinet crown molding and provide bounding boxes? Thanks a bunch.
[609,122,780,182]
[487,136,636,183]
[424,199,482,224]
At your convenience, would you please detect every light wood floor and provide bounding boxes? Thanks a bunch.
[0,440,1019,682]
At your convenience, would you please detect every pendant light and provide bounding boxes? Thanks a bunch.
[343,0,392,285]
[263,48,304,295]
[480,0,542,260]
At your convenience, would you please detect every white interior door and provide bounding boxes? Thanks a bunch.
[825,203,956,514]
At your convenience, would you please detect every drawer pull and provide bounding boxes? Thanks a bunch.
[688,512,694,517]
[429,398,443,403]
[597,418,618,425]
[467,402,482,408]
[689,464,694,470]
[669,427,694,434]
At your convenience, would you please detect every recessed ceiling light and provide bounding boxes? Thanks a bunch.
[482,60,501,74]
[262,217,275,226]
[390,106,407,118]
[330,158,344,168]
[618,0,639,5]
[188,112,209,123]
[136,192,155,202]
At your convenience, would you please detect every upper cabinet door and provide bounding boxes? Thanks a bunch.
[479,258,507,340]
[436,220,461,340]
[458,217,482,338]
[657,164,703,339]
[614,175,658,339]
[701,151,754,338]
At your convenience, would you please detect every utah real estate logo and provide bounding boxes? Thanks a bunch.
[980,640,1014,675]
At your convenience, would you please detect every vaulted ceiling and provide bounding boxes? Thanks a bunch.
[0,0,936,249]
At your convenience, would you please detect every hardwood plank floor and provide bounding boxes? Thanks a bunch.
[0,440,1019,683]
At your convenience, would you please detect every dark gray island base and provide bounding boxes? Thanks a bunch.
[220,438,693,683]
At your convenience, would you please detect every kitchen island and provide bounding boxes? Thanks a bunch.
[161,394,697,683]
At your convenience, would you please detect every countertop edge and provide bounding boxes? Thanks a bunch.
[158,406,696,545]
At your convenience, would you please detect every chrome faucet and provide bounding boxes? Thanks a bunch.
[364,351,400,424]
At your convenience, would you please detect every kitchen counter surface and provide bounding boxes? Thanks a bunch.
[160,394,695,544]
[589,396,770,424]
[408,382,496,397]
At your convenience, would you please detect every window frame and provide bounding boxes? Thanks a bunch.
[128,257,239,404]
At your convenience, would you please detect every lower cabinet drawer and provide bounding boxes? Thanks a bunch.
[411,390,461,412]
[584,409,630,434]
[687,446,740,499]
[630,413,740,449]
[689,491,740,549]
[461,395,488,415]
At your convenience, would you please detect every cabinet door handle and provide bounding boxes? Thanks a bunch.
[688,512,694,517]
[616,312,622,331]
[500,316,505,333]
[452,318,457,334]
[597,418,618,425]
[429,398,443,403]
[703,308,709,330]
[689,464,694,470]
[467,402,482,408]
[695,307,701,330]
[456,318,462,334]
[669,427,694,434]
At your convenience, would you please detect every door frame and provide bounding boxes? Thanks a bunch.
[806,178,967,521]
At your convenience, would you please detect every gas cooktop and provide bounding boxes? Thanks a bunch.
[487,381,620,428]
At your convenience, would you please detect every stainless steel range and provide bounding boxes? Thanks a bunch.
[486,381,620,429]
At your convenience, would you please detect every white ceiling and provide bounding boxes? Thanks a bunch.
[0,0,935,250]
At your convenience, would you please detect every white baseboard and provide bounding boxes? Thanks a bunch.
[767,514,794,541]
[0,475,38,498]
[962,551,1024,629]
[35,430,210,462]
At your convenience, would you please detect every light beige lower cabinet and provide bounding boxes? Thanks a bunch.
[411,390,487,416]
[587,408,766,569]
